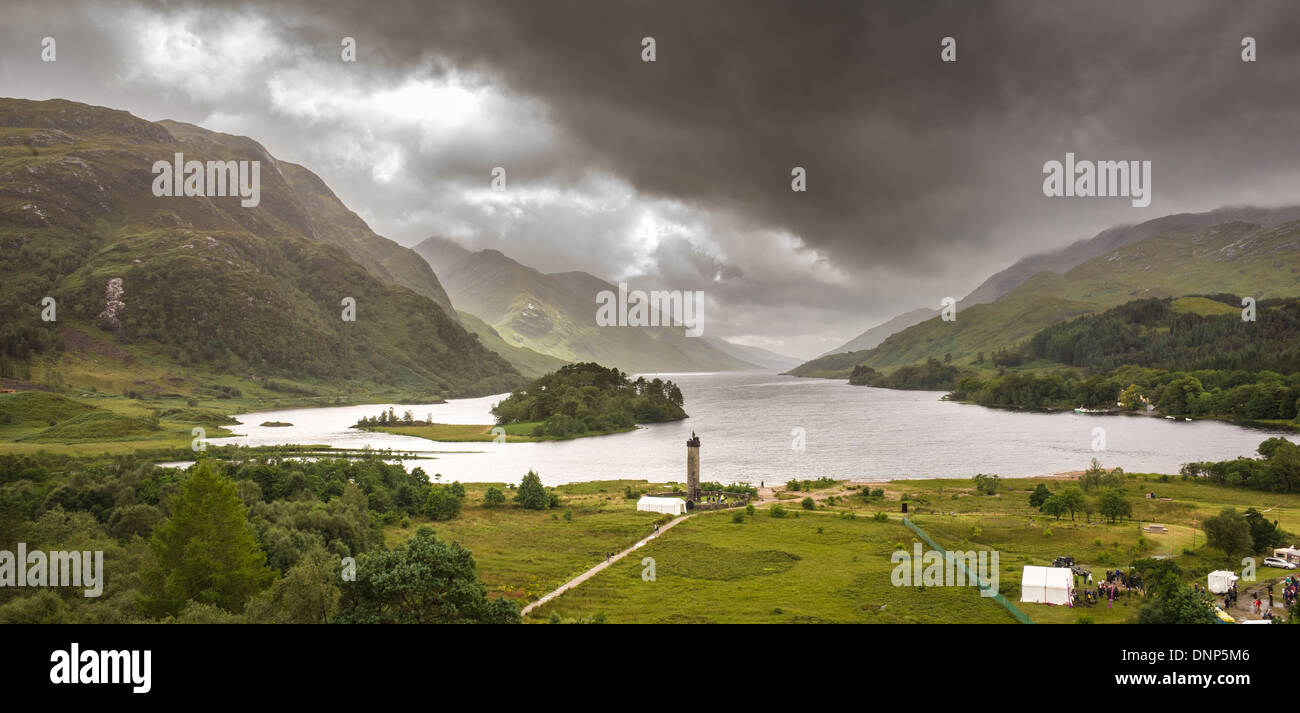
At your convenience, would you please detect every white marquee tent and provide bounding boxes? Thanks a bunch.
[1207,570,1239,594]
[1020,566,1073,605]
[637,496,687,515]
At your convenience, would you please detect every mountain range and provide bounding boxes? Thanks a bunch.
[792,211,1300,377]
[0,98,521,399]
[414,236,797,373]
[820,205,1300,357]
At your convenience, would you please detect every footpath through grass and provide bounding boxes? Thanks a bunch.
[384,480,665,603]
[528,507,1015,624]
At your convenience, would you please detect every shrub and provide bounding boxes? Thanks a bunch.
[745,504,755,516]
[515,470,549,510]
[770,505,788,518]
[732,511,745,524]
[873,512,889,522]
[801,497,815,510]
[483,487,505,506]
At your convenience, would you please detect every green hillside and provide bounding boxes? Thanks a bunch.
[0,98,524,400]
[457,310,570,380]
[0,391,96,428]
[791,220,1300,377]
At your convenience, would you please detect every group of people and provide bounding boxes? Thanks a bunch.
[1071,568,1144,606]
[1281,576,1300,610]
[1103,568,1143,592]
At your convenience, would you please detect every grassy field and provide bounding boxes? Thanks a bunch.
[0,390,241,454]
[384,480,667,603]
[511,471,1300,624]
[527,507,1014,623]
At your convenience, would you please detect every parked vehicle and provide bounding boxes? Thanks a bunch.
[1263,557,1297,570]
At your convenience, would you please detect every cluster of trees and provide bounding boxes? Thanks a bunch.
[1028,461,1132,523]
[949,370,1123,410]
[950,365,1300,420]
[849,357,964,390]
[491,363,686,438]
[942,296,1300,422]
[0,452,517,623]
[1181,437,1300,493]
[1027,296,1300,374]
[355,407,433,427]
[972,473,1001,495]
[701,481,758,497]
[785,477,839,492]
[1200,507,1288,558]
[1132,558,1217,625]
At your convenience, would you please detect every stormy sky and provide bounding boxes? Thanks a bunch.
[3,1,1299,358]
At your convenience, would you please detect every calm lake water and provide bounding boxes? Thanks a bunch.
[205,370,1297,487]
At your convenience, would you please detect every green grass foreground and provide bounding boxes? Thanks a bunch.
[393,471,1300,624]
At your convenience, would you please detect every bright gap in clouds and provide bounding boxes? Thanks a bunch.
[103,6,868,352]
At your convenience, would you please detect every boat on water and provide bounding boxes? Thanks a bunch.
[1073,406,1117,414]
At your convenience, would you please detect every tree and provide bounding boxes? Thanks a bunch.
[1118,383,1146,411]
[1243,507,1285,551]
[1202,508,1253,557]
[139,460,274,617]
[516,470,549,510]
[335,527,519,624]
[1135,572,1216,624]
[483,487,505,506]
[1042,495,1068,520]
[1028,484,1052,509]
[1097,488,1131,523]
[1058,486,1086,521]
[244,546,341,624]
[424,485,462,521]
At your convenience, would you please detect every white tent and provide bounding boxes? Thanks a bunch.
[1207,570,1239,594]
[637,496,686,515]
[1020,566,1073,605]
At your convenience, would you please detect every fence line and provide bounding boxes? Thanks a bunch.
[902,517,1034,625]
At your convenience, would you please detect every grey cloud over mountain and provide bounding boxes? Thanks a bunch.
[2,0,1298,356]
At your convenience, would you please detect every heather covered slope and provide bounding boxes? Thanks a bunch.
[0,98,522,398]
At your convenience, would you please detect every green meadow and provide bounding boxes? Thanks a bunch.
[487,471,1300,624]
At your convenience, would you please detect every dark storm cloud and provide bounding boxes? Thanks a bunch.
[4,0,1300,356]
[227,0,1300,273]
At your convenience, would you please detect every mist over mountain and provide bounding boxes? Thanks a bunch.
[415,236,758,373]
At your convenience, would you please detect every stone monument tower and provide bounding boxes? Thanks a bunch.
[686,431,701,501]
